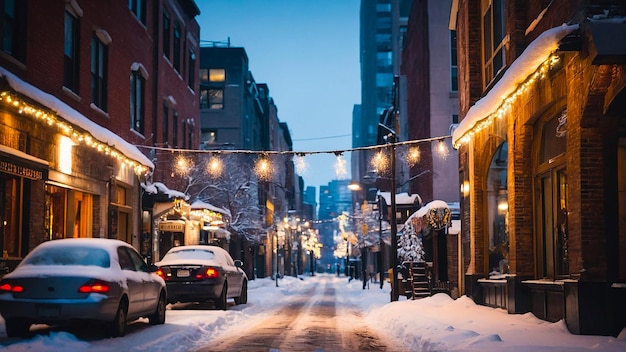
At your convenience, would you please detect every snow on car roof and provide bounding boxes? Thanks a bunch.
[32,238,133,251]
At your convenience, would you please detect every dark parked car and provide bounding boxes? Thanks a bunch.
[0,238,167,338]
[155,245,247,310]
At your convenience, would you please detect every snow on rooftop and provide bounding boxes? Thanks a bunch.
[141,182,189,200]
[0,67,154,169]
[452,23,579,146]
[378,191,422,206]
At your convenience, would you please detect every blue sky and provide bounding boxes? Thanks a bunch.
[197,0,361,192]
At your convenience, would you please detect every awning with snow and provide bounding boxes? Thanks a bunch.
[0,67,154,171]
[190,200,232,218]
[452,23,579,147]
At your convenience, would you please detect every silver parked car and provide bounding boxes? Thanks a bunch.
[155,245,247,310]
[0,238,167,338]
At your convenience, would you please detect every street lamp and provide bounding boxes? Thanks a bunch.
[378,112,399,300]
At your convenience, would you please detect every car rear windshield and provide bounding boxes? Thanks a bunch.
[164,248,215,261]
[22,246,111,267]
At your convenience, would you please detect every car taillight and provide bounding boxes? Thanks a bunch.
[155,268,167,280]
[196,267,219,280]
[0,283,24,293]
[78,280,110,293]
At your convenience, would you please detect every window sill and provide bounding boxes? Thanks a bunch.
[90,103,109,119]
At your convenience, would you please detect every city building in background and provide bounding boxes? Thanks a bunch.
[198,44,301,279]
[354,0,412,187]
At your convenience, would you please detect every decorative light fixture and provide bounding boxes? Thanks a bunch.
[435,139,450,160]
[407,146,421,167]
[334,152,348,179]
[370,150,389,174]
[206,155,222,178]
[254,155,272,181]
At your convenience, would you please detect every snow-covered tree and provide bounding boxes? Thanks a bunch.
[397,220,424,262]
[182,154,271,243]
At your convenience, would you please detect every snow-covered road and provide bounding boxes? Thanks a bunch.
[0,274,624,352]
[196,276,391,351]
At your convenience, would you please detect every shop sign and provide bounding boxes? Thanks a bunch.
[159,221,185,232]
[0,160,44,180]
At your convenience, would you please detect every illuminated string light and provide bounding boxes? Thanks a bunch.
[453,54,561,148]
[294,155,308,175]
[206,155,223,178]
[0,91,150,175]
[254,155,273,181]
[370,150,389,174]
[334,153,348,179]
[435,140,450,160]
[407,146,421,167]
[173,154,194,177]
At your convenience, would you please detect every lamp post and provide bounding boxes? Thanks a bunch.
[378,74,400,302]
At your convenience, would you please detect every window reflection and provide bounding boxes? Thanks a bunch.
[487,141,508,275]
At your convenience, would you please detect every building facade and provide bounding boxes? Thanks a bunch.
[451,0,626,336]
[198,45,299,279]
[0,1,200,268]
[354,0,412,187]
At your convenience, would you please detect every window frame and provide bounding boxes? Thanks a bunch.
[63,10,80,93]
[91,33,108,111]
[188,48,196,89]
[208,88,224,110]
[0,0,26,61]
[162,7,170,60]
[130,69,146,134]
[128,0,146,24]
[481,0,506,89]
[173,21,181,72]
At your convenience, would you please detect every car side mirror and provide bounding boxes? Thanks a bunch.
[234,259,243,268]
[148,264,159,273]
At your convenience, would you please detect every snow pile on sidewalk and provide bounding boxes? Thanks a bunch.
[0,274,624,352]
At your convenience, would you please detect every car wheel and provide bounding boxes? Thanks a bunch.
[109,300,128,337]
[5,319,30,338]
[234,280,248,305]
[149,292,167,325]
[216,282,228,310]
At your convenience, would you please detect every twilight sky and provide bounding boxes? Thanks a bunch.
[197,0,361,194]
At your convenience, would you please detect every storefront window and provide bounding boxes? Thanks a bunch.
[0,174,21,257]
[487,141,508,274]
[46,185,66,240]
[45,185,93,239]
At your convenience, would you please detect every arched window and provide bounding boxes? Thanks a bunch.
[487,141,508,274]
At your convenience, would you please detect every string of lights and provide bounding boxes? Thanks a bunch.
[135,135,451,156]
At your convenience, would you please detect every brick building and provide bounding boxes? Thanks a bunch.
[451,0,626,336]
[0,0,199,267]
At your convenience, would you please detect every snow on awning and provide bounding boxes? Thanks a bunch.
[378,191,422,206]
[0,67,154,170]
[190,199,232,218]
[452,23,579,147]
[415,200,449,218]
[142,182,188,200]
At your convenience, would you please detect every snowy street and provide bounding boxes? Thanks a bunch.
[196,276,390,351]
[0,274,624,352]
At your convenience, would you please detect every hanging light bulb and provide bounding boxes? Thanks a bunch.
[435,139,450,160]
[370,150,389,174]
[254,155,273,181]
[206,155,222,177]
[174,154,194,176]
[295,154,308,175]
[407,146,421,167]
[334,153,348,179]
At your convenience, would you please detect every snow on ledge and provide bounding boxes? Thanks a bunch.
[0,66,154,169]
[452,23,579,146]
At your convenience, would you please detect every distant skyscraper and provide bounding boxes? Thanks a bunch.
[354,0,412,185]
